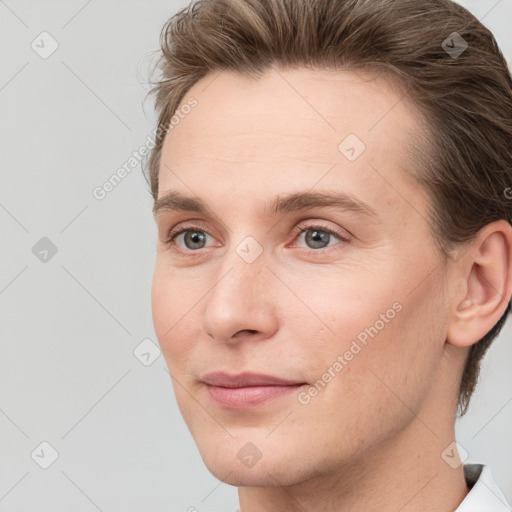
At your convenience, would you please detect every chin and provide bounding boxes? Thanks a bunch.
[203,456,309,488]
[195,435,318,488]
[207,463,278,487]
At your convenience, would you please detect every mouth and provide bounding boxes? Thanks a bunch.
[201,372,307,409]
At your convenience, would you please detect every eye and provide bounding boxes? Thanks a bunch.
[292,223,349,251]
[166,225,215,252]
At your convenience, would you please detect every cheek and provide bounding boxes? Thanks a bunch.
[151,268,200,426]
[334,284,446,418]
[290,279,396,357]
[151,265,196,369]
[296,267,442,405]
[151,268,172,343]
[288,301,441,460]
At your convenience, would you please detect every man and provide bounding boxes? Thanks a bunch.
[145,0,512,510]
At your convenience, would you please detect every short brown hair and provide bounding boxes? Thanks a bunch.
[144,0,512,415]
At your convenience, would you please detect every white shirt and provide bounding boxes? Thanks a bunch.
[234,464,511,512]
[456,464,511,511]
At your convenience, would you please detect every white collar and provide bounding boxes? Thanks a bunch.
[455,464,511,511]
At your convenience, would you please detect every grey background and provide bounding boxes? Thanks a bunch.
[0,1,511,510]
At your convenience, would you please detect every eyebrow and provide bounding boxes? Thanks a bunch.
[153,190,378,219]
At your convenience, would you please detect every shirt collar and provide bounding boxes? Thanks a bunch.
[455,464,511,511]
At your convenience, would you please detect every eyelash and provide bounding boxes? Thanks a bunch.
[165,222,350,257]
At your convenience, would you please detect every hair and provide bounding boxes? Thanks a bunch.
[143,0,512,415]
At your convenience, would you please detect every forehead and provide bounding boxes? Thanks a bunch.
[163,67,416,160]
[157,67,427,222]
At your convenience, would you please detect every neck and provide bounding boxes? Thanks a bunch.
[238,404,469,512]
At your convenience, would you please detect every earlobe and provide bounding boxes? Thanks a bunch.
[447,220,512,348]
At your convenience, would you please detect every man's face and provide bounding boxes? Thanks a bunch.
[151,68,452,486]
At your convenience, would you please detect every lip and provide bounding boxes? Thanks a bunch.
[201,372,307,409]
[202,372,305,387]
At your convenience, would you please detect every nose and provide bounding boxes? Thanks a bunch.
[201,245,279,345]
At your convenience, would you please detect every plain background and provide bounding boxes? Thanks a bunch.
[0,0,511,510]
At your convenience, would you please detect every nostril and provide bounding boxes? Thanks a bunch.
[234,329,258,338]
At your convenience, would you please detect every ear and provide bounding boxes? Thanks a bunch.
[447,220,512,348]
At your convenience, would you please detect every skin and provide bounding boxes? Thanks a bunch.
[151,68,512,512]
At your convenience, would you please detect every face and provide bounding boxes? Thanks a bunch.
[151,68,452,487]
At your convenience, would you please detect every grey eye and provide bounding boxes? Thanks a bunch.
[183,231,207,249]
[304,229,331,249]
